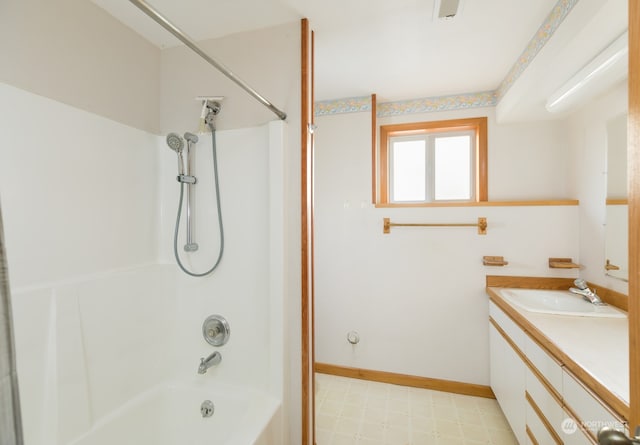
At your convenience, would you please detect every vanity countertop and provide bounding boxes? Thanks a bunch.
[487,285,629,421]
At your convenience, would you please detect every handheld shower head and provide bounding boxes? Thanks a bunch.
[184,132,199,144]
[166,133,184,152]
[182,133,198,177]
[166,132,185,175]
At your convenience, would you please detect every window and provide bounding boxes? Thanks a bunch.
[377,117,487,205]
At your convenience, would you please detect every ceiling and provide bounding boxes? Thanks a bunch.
[92,0,559,103]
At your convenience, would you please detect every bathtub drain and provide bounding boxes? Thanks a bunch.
[201,400,214,418]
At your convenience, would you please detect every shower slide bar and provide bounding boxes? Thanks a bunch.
[383,217,488,235]
[129,0,287,121]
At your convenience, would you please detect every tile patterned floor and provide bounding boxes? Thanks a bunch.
[315,373,518,445]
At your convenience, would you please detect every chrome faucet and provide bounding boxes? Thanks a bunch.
[198,351,222,374]
[569,278,605,305]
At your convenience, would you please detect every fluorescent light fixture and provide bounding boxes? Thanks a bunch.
[546,31,628,113]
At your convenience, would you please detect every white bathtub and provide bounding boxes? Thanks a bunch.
[66,380,281,445]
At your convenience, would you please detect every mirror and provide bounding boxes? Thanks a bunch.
[605,113,628,281]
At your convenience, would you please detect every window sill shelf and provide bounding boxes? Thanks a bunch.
[374,200,579,208]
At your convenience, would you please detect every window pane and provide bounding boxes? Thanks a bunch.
[392,140,426,201]
[434,135,471,200]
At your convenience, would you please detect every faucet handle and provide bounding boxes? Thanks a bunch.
[574,278,589,290]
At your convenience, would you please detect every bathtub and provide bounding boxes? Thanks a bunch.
[66,380,281,445]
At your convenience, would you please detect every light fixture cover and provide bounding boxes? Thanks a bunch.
[546,31,628,113]
[435,0,461,20]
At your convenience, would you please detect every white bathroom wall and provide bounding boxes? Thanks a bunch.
[379,108,571,201]
[0,0,161,134]
[313,108,578,385]
[160,22,300,132]
[566,81,628,294]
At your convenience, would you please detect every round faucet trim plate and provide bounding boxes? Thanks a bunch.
[202,315,230,346]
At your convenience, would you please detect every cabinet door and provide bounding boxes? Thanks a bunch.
[562,369,626,439]
[490,322,526,444]
[562,409,598,445]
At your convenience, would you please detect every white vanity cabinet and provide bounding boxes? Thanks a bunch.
[488,300,626,445]
[489,321,526,443]
[489,302,527,444]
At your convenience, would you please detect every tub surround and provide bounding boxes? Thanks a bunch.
[1,83,288,444]
[486,276,629,422]
[11,265,177,445]
[64,379,280,445]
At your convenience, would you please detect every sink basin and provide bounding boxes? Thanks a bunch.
[498,288,626,318]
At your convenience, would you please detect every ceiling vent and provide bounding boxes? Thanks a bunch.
[434,0,462,20]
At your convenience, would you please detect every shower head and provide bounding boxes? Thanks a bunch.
[204,102,222,127]
[166,132,185,175]
[166,133,184,153]
[207,101,222,116]
[195,97,224,133]
[184,132,199,144]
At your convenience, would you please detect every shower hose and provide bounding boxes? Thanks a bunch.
[173,123,224,277]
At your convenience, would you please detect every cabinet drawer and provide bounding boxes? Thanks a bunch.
[489,301,526,352]
[526,368,564,439]
[526,397,561,445]
[562,369,625,440]
[524,336,563,395]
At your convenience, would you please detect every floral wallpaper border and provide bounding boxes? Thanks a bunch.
[495,0,579,100]
[314,92,497,117]
[376,91,497,117]
[314,96,372,116]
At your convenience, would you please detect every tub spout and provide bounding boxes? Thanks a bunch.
[198,351,222,374]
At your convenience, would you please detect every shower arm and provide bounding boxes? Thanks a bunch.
[129,0,287,121]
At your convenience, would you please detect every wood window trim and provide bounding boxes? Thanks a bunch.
[377,117,488,205]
